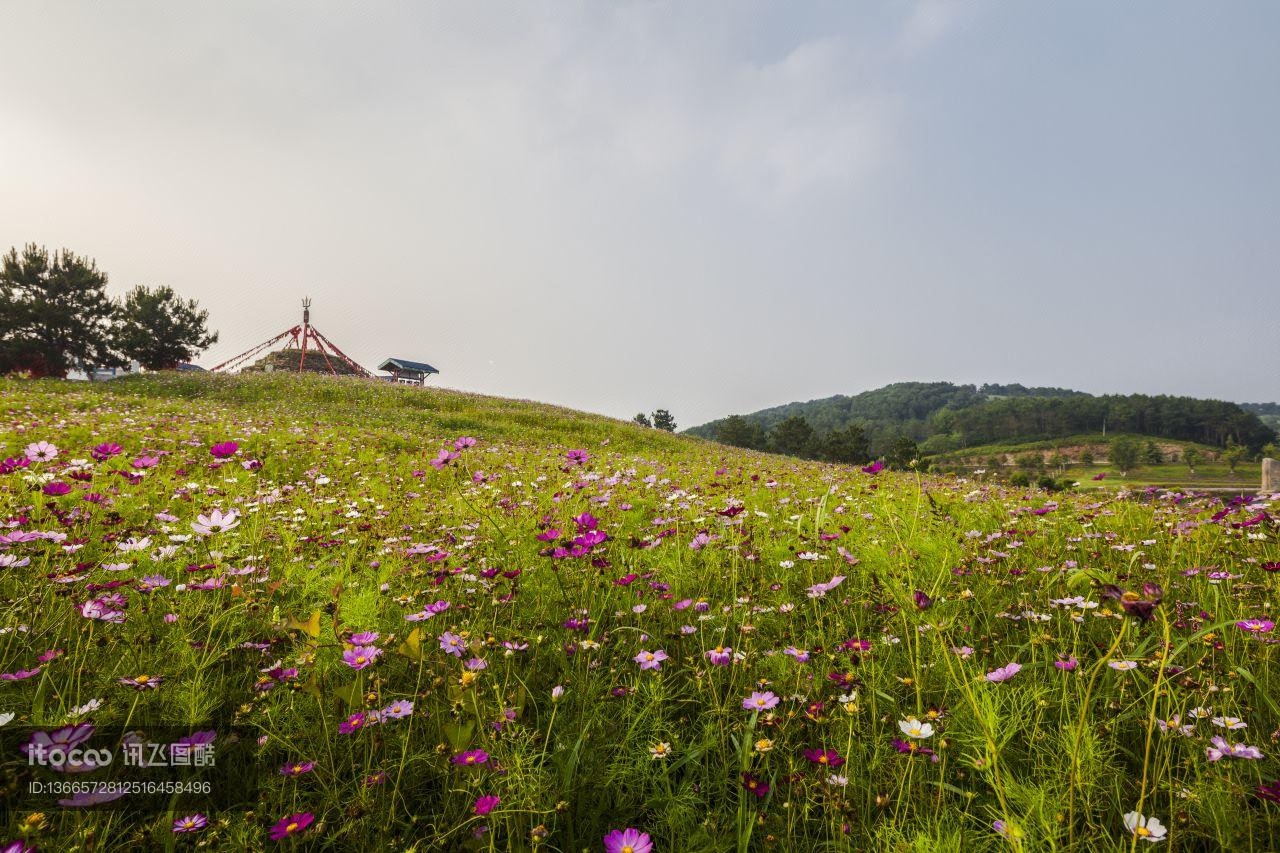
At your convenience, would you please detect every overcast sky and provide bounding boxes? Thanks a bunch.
[3,2,1277,426]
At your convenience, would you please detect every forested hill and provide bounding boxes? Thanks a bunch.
[686,382,1277,456]
[1242,402,1280,431]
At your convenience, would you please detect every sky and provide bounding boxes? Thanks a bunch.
[2,1,1277,427]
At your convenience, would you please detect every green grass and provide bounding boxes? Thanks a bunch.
[1,374,1278,851]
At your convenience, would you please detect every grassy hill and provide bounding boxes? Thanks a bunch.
[1,374,1279,850]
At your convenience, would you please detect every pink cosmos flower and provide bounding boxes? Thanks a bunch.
[705,646,733,666]
[985,662,1022,683]
[342,645,382,670]
[602,828,652,853]
[430,448,459,470]
[565,449,589,465]
[173,814,208,833]
[191,508,240,535]
[1236,619,1274,634]
[807,575,845,599]
[454,436,477,450]
[634,649,668,671]
[743,691,780,711]
[803,748,845,767]
[474,795,500,816]
[24,441,58,462]
[280,760,315,776]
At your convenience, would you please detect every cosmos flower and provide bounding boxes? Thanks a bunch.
[172,814,208,833]
[1101,583,1163,622]
[1236,619,1274,634]
[342,645,382,670]
[985,662,1022,683]
[269,812,314,841]
[439,632,466,657]
[91,442,123,461]
[634,649,668,671]
[743,691,779,711]
[742,772,770,798]
[381,700,414,720]
[705,646,733,666]
[209,441,238,459]
[565,449,589,465]
[807,574,846,599]
[474,794,500,815]
[602,828,652,853]
[898,717,934,739]
[803,748,845,767]
[24,441,59,463]
[118,674,162,690]
[280,760,315,776]
[191,508,240,535]
[1122,812,1166,843]
[452,749,489,767]
[338,712,368,735]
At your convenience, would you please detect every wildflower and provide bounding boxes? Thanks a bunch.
[342,645,381,670]
[439,632,467,657]
[1109,661,1139,671]
[743,691,780,711]
[191,508,240,535]
[78,598,125,623]
[803,748,845,767]
[1236,619,1274,634]
[474,794,500,815]
[633,649,668,671]
[1205,736,1263,761]
[118,674,162,690]
[807,574,845,599]
[1101,583,1163,622]
[91,442,123,461]
[338,712,368,735]
[649,742,672,760]
[209,441,238,459]
[985,662,1022,683]
[827,774,849,787]
[1055,657,1079,671]
[381,700,414,720]
[783,646,810,663]
[551,685,565,702]
[1211,716,1247,730]
[913,590,933,610]
[705,646,733,666]
[25,441,58,462]
[742,772,770,798]
[898,717,934,739]
[454,436,477,450]
[173,814,208,833]
[1257,780,1280,803]
[565,449,589,465]
[602,828,652,853]
[453,749,490,767]
[1122,812,1166,843]
[349,631,380,644]
[754,738,774,753]
[280,760,315,776]
[269,812,314,841]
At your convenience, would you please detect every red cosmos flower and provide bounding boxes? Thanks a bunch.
[742,772,770,798]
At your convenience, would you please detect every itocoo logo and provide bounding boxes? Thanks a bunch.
[27,741,114,769]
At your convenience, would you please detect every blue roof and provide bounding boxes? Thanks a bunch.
[379,358,439,375]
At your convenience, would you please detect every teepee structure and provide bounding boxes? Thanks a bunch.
[209,299,372,377]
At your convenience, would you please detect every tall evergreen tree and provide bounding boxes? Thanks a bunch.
[113,285,218,369]
[0,244,121,377]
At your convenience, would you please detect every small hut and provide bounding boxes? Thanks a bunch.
[378,358,439,386]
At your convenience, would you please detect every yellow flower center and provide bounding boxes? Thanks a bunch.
[286,822,299,833]
[1136,827,1151,837]
[910,726,921,736]
[622,847,634,853]
[135,675,150,683]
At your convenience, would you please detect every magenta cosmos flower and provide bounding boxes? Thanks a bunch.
[602,828,652,853]
[269,812,314,841]
[1236,619,1274,634]
[474,794,500,816]
[803,748,845,767]
[743,691,779,711]
[704,646,733,666]
[92,442,123,461]
[633,649,668,671]
[452,749,490,767]
[209,441,238,459]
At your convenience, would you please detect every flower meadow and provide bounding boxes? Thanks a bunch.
[1,373,1278,851]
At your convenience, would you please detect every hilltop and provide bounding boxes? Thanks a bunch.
[687,381,1277,459]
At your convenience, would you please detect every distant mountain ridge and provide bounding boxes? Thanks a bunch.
[686,382,1278,456]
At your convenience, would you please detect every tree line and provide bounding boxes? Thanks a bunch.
[0,244,218,378]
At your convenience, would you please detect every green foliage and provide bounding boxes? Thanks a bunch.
[1183,446,1202,473]
[816,423,872,465]
[633,412,652,427]
[1109,436,1141,473]
[1222,441,1247,474]
[1079,448,1094,467]
[1144,440,1163,465]
[0,243,121,377]
[113,285,218,368]
[650,408,677,432]
[884,435,920,470]
[768,414,816,457]
[714,414,766,450]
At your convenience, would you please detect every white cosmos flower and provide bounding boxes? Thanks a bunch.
[191,508,241,535]
[899,717,934,739]
[0,711,14,726]
[1123,812,1167,843]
